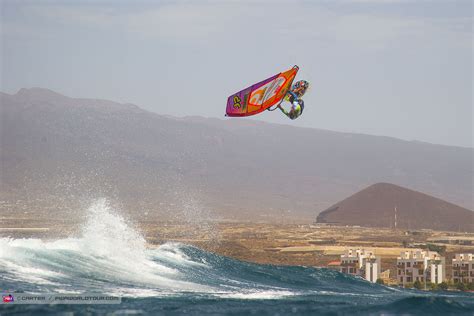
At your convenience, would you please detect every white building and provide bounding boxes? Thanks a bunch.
[452,253,474,284]
[397,250,445,286]
[340,249,381,283]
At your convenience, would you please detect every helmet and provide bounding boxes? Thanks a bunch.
[292,80,310,98]
[293,80,309,89]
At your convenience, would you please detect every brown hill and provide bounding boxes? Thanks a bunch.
[316,183,474,232]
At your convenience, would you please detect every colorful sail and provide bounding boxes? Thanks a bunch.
[226,66,299,117]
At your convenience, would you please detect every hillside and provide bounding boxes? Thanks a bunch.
[316,183,474,232]
[0,88,472,222]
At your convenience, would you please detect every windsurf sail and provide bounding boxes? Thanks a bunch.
[226,65,299,117]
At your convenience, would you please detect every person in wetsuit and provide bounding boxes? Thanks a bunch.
[277,80,309,120]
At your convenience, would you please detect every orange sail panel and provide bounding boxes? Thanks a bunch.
[226,66,299,117]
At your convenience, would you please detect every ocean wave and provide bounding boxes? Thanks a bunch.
[1,199,473,315]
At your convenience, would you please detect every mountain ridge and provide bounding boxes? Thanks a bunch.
[1,88,472,224]
[7,87,472,148]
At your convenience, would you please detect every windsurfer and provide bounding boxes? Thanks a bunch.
[277,80,309,120]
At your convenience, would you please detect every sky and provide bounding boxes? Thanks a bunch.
[1,0,472,147]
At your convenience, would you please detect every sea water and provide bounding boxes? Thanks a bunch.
[1,200,473,315]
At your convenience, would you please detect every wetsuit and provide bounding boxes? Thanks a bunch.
[279,91,303,120]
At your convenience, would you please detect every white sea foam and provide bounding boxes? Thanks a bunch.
[0,199,209,293]
[152,242,208,268]
[216,290,297,300]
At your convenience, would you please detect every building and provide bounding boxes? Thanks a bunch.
[326,261,341,271]
[379,269,391,285]
[452,253,474,284]
[397,250,445,286]
[339,249,381,283]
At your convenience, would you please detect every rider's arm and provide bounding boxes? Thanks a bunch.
[278,105,291,118]
[287,90,298,103]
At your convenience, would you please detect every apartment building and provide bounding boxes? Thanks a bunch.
[452,253,474,284]
[339,249,381,283]
[397,250,445,286]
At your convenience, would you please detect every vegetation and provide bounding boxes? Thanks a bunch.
[394,281,474,292]
[376,278,384,285]
[438,282,448,291]
[456,282,466,291]
[424,243,446,254]
[413,280,423,290]
[396,281,474,292]
[429,282,438,291]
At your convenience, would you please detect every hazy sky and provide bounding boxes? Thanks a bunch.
[1,0,472,147]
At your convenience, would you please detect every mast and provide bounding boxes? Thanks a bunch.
[394,206,398,229]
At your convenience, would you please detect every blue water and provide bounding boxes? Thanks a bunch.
[1,200,473,315]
